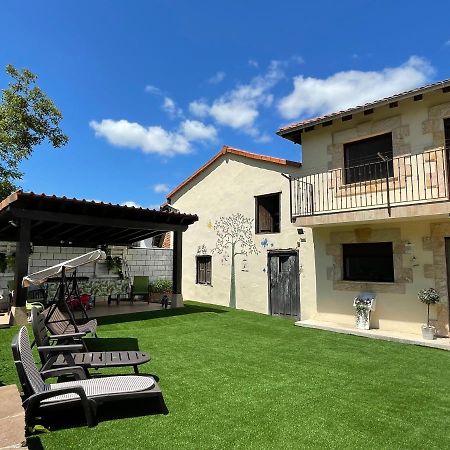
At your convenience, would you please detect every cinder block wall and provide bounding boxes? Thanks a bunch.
[0,243,173,290]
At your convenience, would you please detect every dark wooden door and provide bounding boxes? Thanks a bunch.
[268,250,300,318]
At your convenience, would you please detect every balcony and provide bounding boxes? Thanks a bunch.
[289,147,450,224]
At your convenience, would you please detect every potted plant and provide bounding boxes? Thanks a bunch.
[105,256,124,279]
[149,279,172,303]
[6,253,15,272]
[418,288,440,340]
[353,293,376,330]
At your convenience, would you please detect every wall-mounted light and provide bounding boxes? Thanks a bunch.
[8,220,18,228]
[297,228,304,235]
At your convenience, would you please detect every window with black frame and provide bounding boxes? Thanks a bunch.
[344,133,393,184]
[196,255,212,285]
[343,242,394,282]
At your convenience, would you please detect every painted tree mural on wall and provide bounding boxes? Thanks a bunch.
[212,213,259,308]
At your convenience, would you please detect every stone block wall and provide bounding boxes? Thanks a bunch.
[0,243,173,290]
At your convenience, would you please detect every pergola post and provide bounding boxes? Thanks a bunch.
[172,230,183,308]
[12,218,31,325]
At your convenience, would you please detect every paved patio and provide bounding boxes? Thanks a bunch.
[76,298,165,319]
[296,319,450,351]
[0,385,26,450]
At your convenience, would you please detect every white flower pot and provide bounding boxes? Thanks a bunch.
[355,307,371,330]
[421,325,436,340]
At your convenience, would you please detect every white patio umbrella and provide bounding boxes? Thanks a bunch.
[22,249,106,287]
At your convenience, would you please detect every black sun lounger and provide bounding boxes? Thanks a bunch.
[12,326,168,427]
[31,308,150,374]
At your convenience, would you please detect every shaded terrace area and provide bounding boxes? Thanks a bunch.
[0,191,198,318]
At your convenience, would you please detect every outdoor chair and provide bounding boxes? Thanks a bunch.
[11,326,168,427]
[129,276,150,304]
[44,304,97,337]
[31,308,150,374]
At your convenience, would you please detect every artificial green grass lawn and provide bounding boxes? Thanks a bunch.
[1,302,450,449]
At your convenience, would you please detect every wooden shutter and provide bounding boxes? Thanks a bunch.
[205,257,212,285]
[258,203,273,232]
[198,258,205,284]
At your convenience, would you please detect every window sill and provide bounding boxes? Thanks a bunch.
[196,283,213,287]
[342,280,396,285]
[333,279,405,294]
[338,176,399,190]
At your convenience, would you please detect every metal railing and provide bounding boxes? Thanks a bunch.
[290,147,449,217]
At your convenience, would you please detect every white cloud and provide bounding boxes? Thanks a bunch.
[90,117,217,157]
[291,55,304,64]
[90,119,190,156]
[189,61,284,139]
[153,184,170,194]
[122,201,161,210]
[254,133,272,143]
[209,100,259,129]
[162,96,183,118]
[144,85,161,95]
[445,40,450,46]
[122,201,142,208]
[208,71,226,84]
[189,100,209,118]
[180,120,217,141]
[248,59,259,68]
[278,56,434,119]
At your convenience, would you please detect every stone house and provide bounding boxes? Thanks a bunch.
[168,78,450,337]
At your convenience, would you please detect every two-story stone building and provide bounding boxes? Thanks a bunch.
[168,78,450,337]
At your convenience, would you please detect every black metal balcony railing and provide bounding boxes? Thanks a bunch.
[290,147,449,218]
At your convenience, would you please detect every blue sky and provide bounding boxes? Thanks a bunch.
[1,0,450,209]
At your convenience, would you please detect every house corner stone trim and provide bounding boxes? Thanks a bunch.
[422,101,450,147]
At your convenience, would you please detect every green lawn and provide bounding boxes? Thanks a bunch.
[1,302,450,449]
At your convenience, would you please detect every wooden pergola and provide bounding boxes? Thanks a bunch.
[0,191,198,307]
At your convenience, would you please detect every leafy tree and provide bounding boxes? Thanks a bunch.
[212,213,259,308]
[0,64,68,198]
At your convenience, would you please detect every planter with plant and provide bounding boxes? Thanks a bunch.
[105,256,124,279]
[418,287,440,340]
[6,253,15,273]
[149,279,172,303]
[353,294,376,330]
